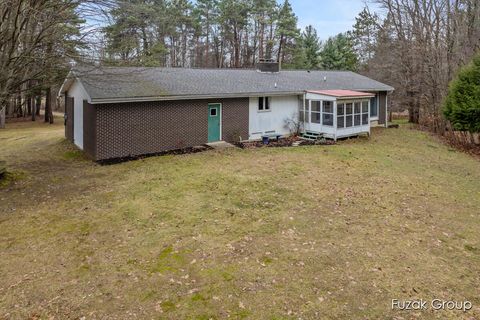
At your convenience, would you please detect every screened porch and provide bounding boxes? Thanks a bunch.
[300,90,375,140]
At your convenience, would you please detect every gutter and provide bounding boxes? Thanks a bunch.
[90,91,304,104]
[88,88,394,105]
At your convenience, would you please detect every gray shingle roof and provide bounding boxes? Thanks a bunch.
[69,66,393,103]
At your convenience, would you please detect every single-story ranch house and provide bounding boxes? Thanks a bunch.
[60,62,393,161]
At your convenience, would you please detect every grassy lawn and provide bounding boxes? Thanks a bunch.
[1,120,480,319]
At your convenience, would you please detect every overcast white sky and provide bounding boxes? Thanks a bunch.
[288,0,382,39]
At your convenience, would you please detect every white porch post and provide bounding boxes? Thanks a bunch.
[302,93,306,130]
[308,99,311,124]
[333,100,337,141]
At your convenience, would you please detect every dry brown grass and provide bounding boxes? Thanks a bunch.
[1,120,480,319]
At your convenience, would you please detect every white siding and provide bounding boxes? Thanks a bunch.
[248,95,299,140]
[68,80,89,149]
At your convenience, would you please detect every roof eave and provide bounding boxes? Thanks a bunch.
[89,91,304,104]
[90,87,394,104]
[58,70,75,96]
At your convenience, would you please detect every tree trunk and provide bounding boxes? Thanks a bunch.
[408,102,419,123]
[259,18,265,60]
[31,96,36,121]
[277,35,284,67]
[205,19,210,67]
[233,24,240,68]
[27,95,32,116]
[0,106,5,129]
[35,95,41,116]
[45,88,53,124]
[16,93,22,117]
[45,88,50,122]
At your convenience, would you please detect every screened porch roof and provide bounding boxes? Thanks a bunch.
[306,89,375,99]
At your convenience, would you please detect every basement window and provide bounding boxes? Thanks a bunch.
[258,97,270,112]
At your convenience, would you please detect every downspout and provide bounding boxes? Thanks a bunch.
[385,93,389,127]
[64,92,68,127]
[368,99,371,137]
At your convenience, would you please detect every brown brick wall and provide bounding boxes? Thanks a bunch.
[83,101,97,159]
[94,98,249,161]
[221,98,249,142]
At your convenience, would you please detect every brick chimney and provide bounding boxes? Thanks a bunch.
[256,59,280,73]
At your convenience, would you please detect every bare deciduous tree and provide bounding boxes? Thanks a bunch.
[0,0,112,127]
[363,0,479,132]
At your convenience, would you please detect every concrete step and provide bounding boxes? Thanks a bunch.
[205,141,236,149]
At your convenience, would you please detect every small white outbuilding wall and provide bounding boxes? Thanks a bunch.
[68,80,90,149]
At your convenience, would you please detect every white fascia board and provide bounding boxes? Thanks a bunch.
[89,91,303,104]
[58,71,93,104]
[75,78,93,104]
[58,70,74,97]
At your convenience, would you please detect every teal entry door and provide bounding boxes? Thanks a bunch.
[208,103,221,142]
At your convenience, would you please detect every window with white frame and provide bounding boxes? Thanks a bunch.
[322,101,333,126]
[258,97,270,112]
[311,101,321,124]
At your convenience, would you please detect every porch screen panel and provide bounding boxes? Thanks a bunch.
[345,103,353,127]
[322,101,333,126]
[311,101,321,124]
[354,102,361,126]
[362,101,369,125]
[337,103,345,128]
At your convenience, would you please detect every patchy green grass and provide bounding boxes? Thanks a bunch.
[1,120,480,319]
[62,149,85,160]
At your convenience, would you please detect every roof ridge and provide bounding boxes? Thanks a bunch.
[75,65,356,73]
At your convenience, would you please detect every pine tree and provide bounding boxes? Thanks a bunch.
[443,53,480,133]
[351,7,379,65]
[252,0,277,61]
[104,0,157,64]
[301,25,320,69]
[194,0,219,67]
[276,0,299,67]
[319,33,358,71]
[217,0,249,67]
